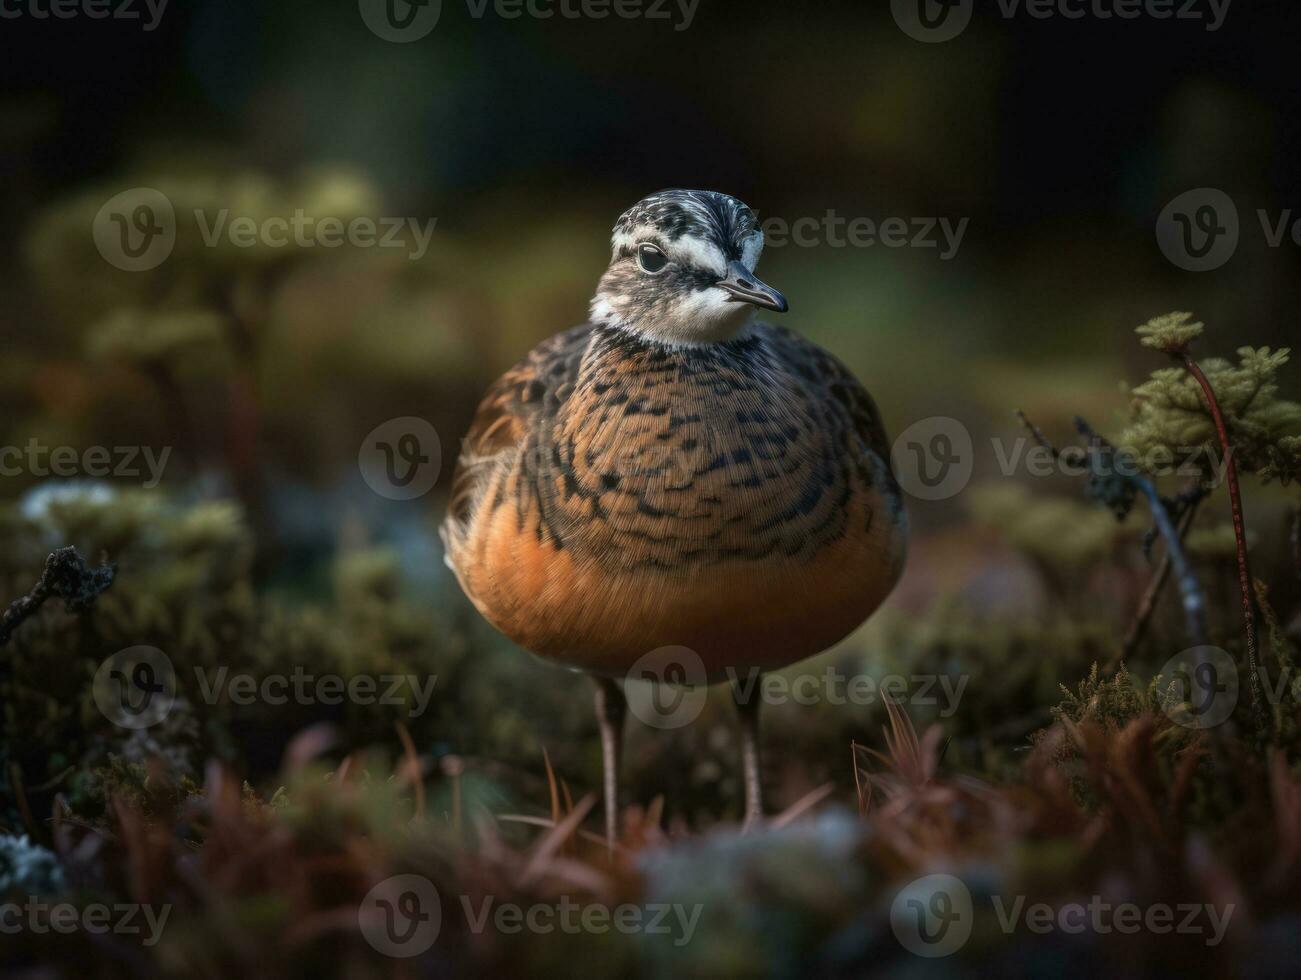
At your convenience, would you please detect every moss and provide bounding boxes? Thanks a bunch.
[0,487,601,834]
[1053,662,1161,729]
[1121,315,1301,485]
[1135,311,1204,352]
[968,483,1127,570]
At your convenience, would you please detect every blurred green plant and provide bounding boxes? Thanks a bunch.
[1124,313,1301,485]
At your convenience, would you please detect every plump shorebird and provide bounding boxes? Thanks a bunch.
[442,189,907,842]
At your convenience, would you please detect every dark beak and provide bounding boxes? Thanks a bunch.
[716,260,788,313]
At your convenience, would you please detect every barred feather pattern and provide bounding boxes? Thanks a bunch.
[441,320,907,677]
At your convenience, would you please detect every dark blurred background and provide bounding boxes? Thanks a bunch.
[5,12,1301,973]
[1,0,1298,621]
[1,0,1300,857]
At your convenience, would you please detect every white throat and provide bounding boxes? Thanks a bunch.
[590,287,757,345]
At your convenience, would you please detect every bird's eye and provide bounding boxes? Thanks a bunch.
[637,243,668,274]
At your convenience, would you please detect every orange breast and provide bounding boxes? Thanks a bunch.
[443,322,909,677]
[457,473,906,680]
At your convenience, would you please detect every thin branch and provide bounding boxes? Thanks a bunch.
[1072,418,1209,648]
[1017,410,1062,458]
[1113,492,1203,669]
[1016,410,1086,469]
[1016,412,1209,650]
[0,547,116,647]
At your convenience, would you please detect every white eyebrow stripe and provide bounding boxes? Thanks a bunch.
[611,223,661,254]
[669,234,728,276]
[612,227,730,277]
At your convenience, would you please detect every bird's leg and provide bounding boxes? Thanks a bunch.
[592,676,627,852]
[731,669,765,830]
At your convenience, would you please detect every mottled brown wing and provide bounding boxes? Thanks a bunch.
[762,323,897,482]
[441,323,594,570]
[537,322,904,570]
[441,320,906,674]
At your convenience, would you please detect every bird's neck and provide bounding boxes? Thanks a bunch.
[589,294,756,348]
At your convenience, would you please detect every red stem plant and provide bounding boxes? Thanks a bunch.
[1157,338,1267,742]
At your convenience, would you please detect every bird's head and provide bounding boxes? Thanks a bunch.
[590,189,787,345]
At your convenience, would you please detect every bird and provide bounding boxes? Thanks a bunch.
[441,189,907,845]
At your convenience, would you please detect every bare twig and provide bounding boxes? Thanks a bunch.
[1116,488,1205,665]
[0,547,116,647]
[1077,418,1209,646]
[1016,411,1086,469]
[1016,413,1209,649]
[394,721,426,823]
[1016,410,1060,458]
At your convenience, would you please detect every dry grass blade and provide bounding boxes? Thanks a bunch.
[542,746,562,825]
[394,721,425,822]
[561,777,574,814]
[859,698,946,804]
[771,782,835,829]
[518,794,596,887]
[1109,717,1169,847]
[645,795,664,828]
[1167,737,1209,820]
[851,740,872,816]
[441,754,466,836]
[495,813,614,852]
